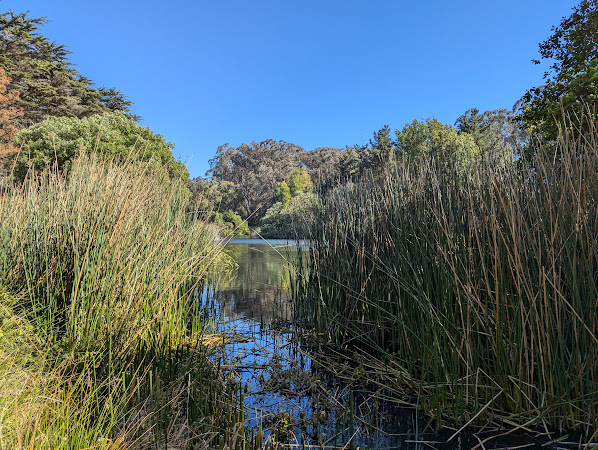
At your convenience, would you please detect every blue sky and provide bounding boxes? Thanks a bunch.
[1,0,578,177]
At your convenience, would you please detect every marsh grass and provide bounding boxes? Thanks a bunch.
[295,114,598,439]
[0,153,252,448]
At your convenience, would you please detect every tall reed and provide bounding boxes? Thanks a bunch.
[0,154,248,448]
[295,115,598,436]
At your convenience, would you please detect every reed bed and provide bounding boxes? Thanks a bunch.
[0,154,250,448]
[294,116,598,438]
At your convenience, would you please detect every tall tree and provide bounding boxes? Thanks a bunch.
[288,168,313,197]
[367,125,396,168]
[0,10,137,128]
[207,139,304,221]
[396,118,479,164]
[455,108,523,163]
[273,181,291,207]
[519,0,598,140]
[98,87,141,121]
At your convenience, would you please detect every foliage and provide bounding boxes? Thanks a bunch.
[300,146,344,179]
[0,10,137,128]
[209,209,250,237]
[288,167,313,197]
[0,154,253,448]
[455,108,520,166]
[207,139,304,222]
[0,67,22,154]
[13,112,188,180]
[188,177,241,213]
[337,146,361,178]
[260,192,317,238]
[396,117,480,164]
[97,86,141,121]
[519,0,598,141]
[295,114,598,433]
[188,177,249,236]
[274,180,292,206]
[360,125,397,169]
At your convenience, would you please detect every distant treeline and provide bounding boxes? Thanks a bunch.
[193,0,597,236]
[1,2,597,237]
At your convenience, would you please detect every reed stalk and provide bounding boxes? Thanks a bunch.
[0,153,251,448]
[294,113,598,437]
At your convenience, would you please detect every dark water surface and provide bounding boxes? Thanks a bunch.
[205,238,578,449]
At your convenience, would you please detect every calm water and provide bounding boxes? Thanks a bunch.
[206,238,575,449]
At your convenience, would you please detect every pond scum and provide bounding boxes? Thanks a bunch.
[294,114,598,446]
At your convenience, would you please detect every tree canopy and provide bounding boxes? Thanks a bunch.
[14,112,187,180]
[519,0,598,140]
[0,10,138,128]
[396,118,480,166]
[207,139,304,221]
[0,67,22,154]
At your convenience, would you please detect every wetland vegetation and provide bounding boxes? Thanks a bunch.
[0,1,597,448]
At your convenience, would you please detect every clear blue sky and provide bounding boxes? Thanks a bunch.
[1,0,578,178]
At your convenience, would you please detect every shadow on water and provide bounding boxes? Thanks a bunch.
[203,239,579,449]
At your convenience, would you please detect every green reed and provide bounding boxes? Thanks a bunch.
[294,115,598,437]
[0,153,254,448]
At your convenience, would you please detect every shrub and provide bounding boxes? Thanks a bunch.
[13,112,188,181]
[260,192,316,238]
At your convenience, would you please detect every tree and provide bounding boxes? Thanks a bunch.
[364,125,396,169]
[260,192,317,238]
[519,0,598,140]
[98,87,141,121]
[288,168,313,197]
[274,181,291,207]
[396,118,480,166]
[455,108,521,164]
[0,67,22,154]
[337,146,361,178]
[207,139,304,222]
[14,112,187,180]
[0,10,137,128]
[188,177,241,214]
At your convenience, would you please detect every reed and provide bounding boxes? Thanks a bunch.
[294,114,598,437]
[0,153,251,448]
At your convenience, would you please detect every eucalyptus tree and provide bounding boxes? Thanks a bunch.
[207,139,304,221]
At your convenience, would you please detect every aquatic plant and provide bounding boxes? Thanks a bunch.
[295,112,598,439]
[0,154,251,448]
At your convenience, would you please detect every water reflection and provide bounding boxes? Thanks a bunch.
[212,239,295,324]
[205,239,567,449]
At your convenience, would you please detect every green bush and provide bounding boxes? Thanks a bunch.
[260,192,316,238]
[210,209,250,237]
[14,112,188,181]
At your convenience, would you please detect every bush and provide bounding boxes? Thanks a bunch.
[260,192,316,238]
[209,209,250,237]
[13,112,188,181]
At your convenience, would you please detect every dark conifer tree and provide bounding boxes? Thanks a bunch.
[0,10,138,127]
